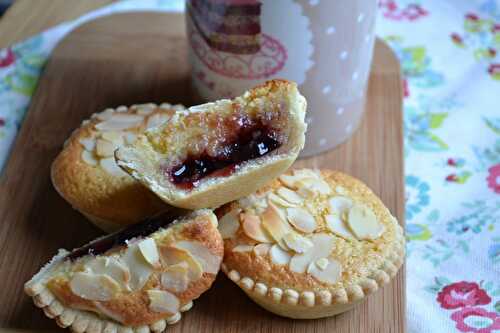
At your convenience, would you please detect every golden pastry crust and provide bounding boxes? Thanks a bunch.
[25,210,224,331]
[116,80,307,210]
[51,103,185,232]
[216,169,405,319]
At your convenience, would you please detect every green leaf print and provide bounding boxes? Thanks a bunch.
[429,113,448,129]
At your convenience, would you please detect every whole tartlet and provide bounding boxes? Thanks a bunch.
[216,168,405,319]
[51,103,185,232]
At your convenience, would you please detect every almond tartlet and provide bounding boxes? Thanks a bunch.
[25,209,223,332]
[216,169,405,319]
[115,80,307,210]
[51,103,186,232]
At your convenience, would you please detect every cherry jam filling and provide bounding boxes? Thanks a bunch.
[66,212,181,261]
[169,123,281,189]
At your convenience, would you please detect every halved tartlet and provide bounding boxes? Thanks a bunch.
[216,169,405,319]
[52,103,186,232]
[25,209,223,332]
[115,80,307,210]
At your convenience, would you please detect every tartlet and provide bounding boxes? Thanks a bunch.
[116,79,307,210]
[25,209,223,332]
[51,103,185,232]
[216,169,405,319]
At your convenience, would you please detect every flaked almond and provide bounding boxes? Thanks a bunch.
[81,150,98,166]
[253,243,272,256]
[293,169,321,179]
[121,243,154,291]
[69,272,120,301]
[95,114,144,131]
[175,241,222,275]
[261,204,293,244]
[218,209,241,239]
[325,214,355,240]
[329,196,353,217]
[99,157,126,177]
[95,109,114,121]
[161,262,189,293]
[95,139,116,158]
[147,290,179,314]
[307,258,342,284]
[296,178,331,196]
[347,204,384,240]
[283,232,313,253]
[242,213,272,243]
[232,244,254,253]
[269,244,291,265]
[160,246,203,281]
[289,233,335,273]
[315,258,329,270]
[100,131,123,145]
[137,238,160,268]
[147,113,171,129]
[124,132,138,145]
[268,192,297,208]
[85,257,130,288]
[135,104,155,115]
[279,174,299,189]
[286,207,317,233]
[79,137,96,151]
[276,187,304,205]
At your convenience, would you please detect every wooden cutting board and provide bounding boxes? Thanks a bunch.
[0,12,405,333]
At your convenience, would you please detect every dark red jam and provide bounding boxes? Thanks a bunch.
[169,123,281,189]
[66,212,183,261]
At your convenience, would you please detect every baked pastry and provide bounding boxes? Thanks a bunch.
[25,209,223,332]
[116,79,307,210]
[51,103,186,232]
[216,169,405,319]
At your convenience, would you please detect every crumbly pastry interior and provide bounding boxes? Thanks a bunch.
[217,169,405,317]
[24,210,223,331]
[77,103,184,177]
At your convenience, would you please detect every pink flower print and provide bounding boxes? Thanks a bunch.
[487,164,500,194]
[0,48,15,68]
[451,307,500,333]
[488,64,500,80]
[437,282,491,309]
[402,4,428,21]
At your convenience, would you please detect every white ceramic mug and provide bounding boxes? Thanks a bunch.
[186,0,377,156]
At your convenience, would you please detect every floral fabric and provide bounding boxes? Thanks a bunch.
[0,0,499,332]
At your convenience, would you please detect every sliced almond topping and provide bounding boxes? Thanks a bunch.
[85,257,130,288]
[124,132,138,145]
[218,209,241,239]
[99,157,126,176]
[253,243,272,256]
[268,192,297,208]
[308,259,342,284]
[95,139,117,158]
[137,238,160,268]
[81,150,98,166]
[261,204,293,244]
[329,196,353,217]
[293,169,321,179]
[79,137,96,151]
[100,131,123,145]
[335,186,347,195]
[69,272,120,301]
[279,174,299,189]
[161,262,189,293]
[315,258,329,270]
[347,204,385,240]
[325,214,355,240]
[276,187,304,205]
[95,109,114,121]
[296,177,331,196]
[286,208,317,233]
[147,290,179,314]
[175,241,222,274]
[242,213,272,243]
[269,244,291,265]
[147,113,171,129]
[283,232,313,253]
[95,114,144,131]
[121,243,154,291]
[232,244,254,253]
[289,233,335,273]
[135,104,155,115]
[160,246,202,281]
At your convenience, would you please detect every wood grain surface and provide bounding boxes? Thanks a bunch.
[0,12,405,333]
